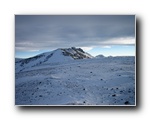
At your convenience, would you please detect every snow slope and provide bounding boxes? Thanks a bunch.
[15,47,93,73]
[15,55,135,105]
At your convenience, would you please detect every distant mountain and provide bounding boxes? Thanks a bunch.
[95,54,105,58]
[15,47,93,73]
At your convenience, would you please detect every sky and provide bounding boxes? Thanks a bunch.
[15,15,135,58]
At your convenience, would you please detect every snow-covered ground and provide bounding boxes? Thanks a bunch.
[15,55,135,106]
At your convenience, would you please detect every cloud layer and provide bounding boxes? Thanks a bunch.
[15,15,135,51]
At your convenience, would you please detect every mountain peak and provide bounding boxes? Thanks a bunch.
[15,47,93,73]
[60,47,93,59]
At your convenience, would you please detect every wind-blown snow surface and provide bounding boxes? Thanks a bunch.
[15,56,135,105]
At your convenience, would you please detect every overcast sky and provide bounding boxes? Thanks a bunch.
[15,15,135,58]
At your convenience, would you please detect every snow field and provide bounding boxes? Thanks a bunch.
[15,57,135,105]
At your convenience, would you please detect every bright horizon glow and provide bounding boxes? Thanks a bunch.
[87,45,135,57]
[15,45,135,58]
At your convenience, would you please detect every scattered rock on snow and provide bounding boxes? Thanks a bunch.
[124,101,130,105]
[112,94,116,97]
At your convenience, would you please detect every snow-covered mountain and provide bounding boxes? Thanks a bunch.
[15,47,93,73]
[61,47,93,59]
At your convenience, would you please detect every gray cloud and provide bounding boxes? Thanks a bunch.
[15,15,135,51]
